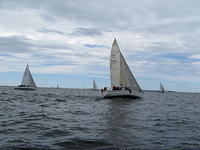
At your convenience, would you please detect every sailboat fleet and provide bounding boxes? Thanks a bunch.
[13,38,168,99]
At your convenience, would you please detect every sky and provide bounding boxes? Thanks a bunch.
[0,0,200,92]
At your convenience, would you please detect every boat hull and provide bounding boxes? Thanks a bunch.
[102,89,143,99]
[15,87,36,90]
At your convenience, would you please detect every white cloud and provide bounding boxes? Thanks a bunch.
[189,55,200,59]
[0,0,200,91]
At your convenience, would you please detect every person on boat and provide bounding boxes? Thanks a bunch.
[113,85,116,90]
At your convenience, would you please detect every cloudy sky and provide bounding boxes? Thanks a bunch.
[0,0,200,91]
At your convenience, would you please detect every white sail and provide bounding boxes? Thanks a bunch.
[160,82,165,93]
[110,39,142,92]
[93,79,98,90]
[21,64,36,88]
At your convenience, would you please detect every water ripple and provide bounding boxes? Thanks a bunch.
[0,87,200,149]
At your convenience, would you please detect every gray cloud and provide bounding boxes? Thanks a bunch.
[71,27,102,37]
[0,35,72,54]
[39,12,57,22]
[2,0,200,34]
[0,36,34,53]
[38,28,64,35]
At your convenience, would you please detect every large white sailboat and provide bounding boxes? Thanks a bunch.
[15,64,37,90]
[93,79,98,91]
[102,39,143,99]
[160,82,165,93]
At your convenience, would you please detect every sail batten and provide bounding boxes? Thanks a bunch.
[110,39,141,92]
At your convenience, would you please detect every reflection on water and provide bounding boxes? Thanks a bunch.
[105,98,134,144]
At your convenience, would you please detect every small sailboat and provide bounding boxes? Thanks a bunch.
[102,39,143,99]
[160,82,165,93]
[15,64,37,90]
[93,79,98,91]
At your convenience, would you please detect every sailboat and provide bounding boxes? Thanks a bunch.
[15,64,37,90]
[160,82,165,93]
[93,79,98,91]
[102,39,143,99]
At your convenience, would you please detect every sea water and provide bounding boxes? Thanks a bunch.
[0,86,200,150]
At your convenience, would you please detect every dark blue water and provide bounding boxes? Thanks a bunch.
[0,86,200,150]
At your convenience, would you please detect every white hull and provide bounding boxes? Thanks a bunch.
[15,87,36,90]
[102,89,143,99]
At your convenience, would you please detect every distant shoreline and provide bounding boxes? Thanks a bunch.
[0,85,199,94]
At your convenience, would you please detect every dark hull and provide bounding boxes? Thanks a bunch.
[103,95,141,99]
[102,90,143,99]
[15,87,36,90]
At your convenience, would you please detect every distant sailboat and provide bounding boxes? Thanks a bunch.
[160,82,165,93]
[15,64,37,90]
[102,39,143,99]
[93,79,98,91]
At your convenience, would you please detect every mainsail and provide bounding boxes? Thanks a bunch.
[110,39,142,92]
[160,82,165,93]
[21,64,36,88]
[93,79,98,90]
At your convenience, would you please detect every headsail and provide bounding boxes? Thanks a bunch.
[93,79,98,90]
[21,64,36,88]
[110,39,142,92]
